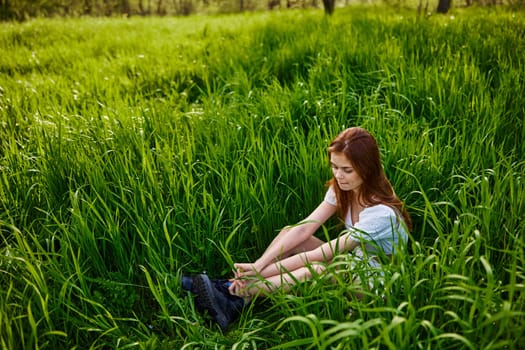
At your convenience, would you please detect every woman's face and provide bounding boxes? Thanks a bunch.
[330,152,364,193]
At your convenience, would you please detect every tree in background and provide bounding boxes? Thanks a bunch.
[173,0,194,15]
[322,0,335,14]
[0,0,12,20]
[437,0,451,12]
[0,0,523,21]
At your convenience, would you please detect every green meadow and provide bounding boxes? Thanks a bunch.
[1,6,524,349]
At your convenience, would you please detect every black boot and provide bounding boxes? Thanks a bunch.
[181,275,195,293]
[181,275,229,294]
[193,274,245,331]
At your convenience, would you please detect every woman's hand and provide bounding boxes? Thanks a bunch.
[228,279,250,297]
[233,261,262,278]
[229,261,263,297]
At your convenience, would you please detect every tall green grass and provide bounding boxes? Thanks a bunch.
[1,6,524,349]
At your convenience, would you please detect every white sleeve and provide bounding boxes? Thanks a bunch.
[323,186,337,206]
[348,205,406,254]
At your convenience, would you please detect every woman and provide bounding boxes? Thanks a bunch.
[190,127,411,331]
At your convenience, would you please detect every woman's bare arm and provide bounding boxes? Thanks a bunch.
[257,231,359,278]
[234,201,337,277]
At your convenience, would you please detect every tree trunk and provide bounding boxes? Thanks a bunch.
[436,0,451,13]
[322,0,335,15]
[268,0,280,10]
[0,0,10,20]
[417,0,429,15]
[83,0,92,15]
[120,0,130,15]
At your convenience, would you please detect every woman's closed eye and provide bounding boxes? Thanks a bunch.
[331,165,353,174]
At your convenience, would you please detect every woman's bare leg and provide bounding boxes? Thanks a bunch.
[238,263,327,296]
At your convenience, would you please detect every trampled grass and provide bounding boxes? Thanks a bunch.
[1,5,524,349]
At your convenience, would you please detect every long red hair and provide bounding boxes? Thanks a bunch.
[327,127,412,231]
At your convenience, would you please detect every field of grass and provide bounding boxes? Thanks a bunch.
[1,5,524,349]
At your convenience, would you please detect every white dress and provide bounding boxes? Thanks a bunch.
[323,186,409,256]
[323,186,409,288]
